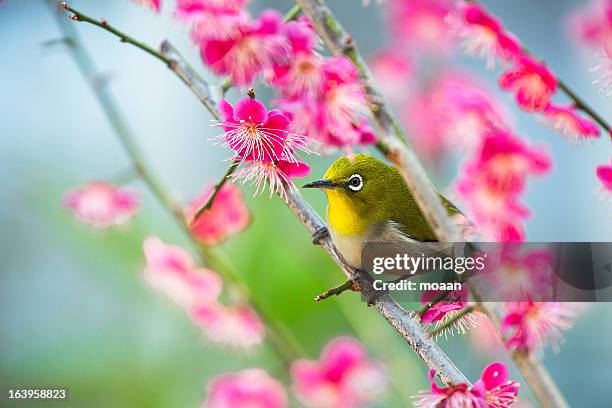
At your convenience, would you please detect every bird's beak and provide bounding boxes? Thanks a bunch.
[302,178,336,189]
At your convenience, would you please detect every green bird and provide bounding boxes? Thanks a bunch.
[303,154,461,269]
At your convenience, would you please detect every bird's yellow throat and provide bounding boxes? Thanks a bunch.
[325,189,369,236]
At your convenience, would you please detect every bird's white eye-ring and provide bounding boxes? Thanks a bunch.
[347,174,363,192]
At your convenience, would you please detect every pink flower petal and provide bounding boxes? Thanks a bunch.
[234,97,269,124]
[204,369,287,408]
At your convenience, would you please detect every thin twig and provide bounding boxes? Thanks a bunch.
[190,159,240,224]
[296,1,571,406]
[60,2,172,65]
[314,279,357,301]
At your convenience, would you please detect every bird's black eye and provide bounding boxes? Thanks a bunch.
[347,174,363,192]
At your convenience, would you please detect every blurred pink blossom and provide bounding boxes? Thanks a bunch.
[413,362,519,407]
[268,18,325,99]
[132,0,161,12]
[460,129,551,195]
[185,182,250,245]
[456,129,550,241]
[482,244,554,301]
[596,159,612,192]
[63,181,138,228]
[502,302,580,357]
[541,104,601,141]
[175,0,250,43]
[450,1,522,69]
[498,56,558,112]
[200,10,287,86]
[387,0,455,53]
[142,236,223,308]
[404,72,509,161]
[567,0,612,50]
[203,369,287,408]
[369,49,412,101]
[191,302,265,348]
[291,337,386,408]
[279,56,372,147]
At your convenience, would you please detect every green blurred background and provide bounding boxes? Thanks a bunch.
[1,0,611,407]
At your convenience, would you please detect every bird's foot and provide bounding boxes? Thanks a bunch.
[314,279,360,301]
[311,226,329,245]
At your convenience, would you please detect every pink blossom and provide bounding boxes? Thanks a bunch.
[457,170,531,242]
[279,56,371,147]
[567,0,612,50]
[233,159,311,200]
[541,104,601,141]
[481,244,554,301]
[176,0,250,43]
[460,129,551,195]
[185,182,250,245]
[420,287,467,324]
[456,129,550,242]
[369,49,412,101]
[388,0,455,52]
[63,181,138,228]
[596,159,612,191]
[499,56,557,112]
[420,286,484,339]
[216,97,291,163]
[268,18,324,99]
[133,0,161,12]
[200,10,287,86]
[404,72,509,161]
[191,302,265,348]
[413,362,519,408]
[502,302,579,356]
[142,236,223,308]
[291,337,386,408]
[450,1,522,68]
[203,369,287,408]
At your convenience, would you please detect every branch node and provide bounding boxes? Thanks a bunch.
[60,2,69,9]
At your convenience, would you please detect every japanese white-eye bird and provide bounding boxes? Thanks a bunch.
[303,154,461,269]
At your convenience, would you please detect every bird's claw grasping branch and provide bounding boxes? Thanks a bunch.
[311,226,329,245]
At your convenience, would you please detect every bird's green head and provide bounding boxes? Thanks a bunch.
[303,154,405,234]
